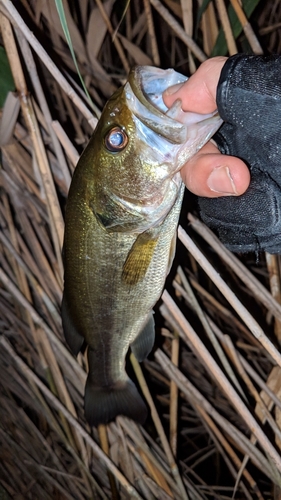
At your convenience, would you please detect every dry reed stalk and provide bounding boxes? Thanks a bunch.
[0,0,97,128]
[188,214,281,321]
[143,0,160,66]
[229,0,263,54]
[200,1,219,56]
[15,29,72,190]
[266,253,281,345]
[0,1,280,498]
[130,353,188,500]
[98,424,119,499]
[95,0,130,73]
[169,331,179,457]
[215,0,237,54]
[178,225,281,367]
[0,14,64,272]
[177,266,245,396]
[155,349,281,485]
[1,336,144,499]
[150,0,207,62]
[161,290,281,477]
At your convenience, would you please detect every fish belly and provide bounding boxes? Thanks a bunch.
[62,183,184,425]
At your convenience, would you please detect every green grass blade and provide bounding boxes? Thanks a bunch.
[55,0,100,117]
[211,0,262,56]
[0,46,15,108]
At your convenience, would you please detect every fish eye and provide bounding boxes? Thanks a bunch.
[104,127,128,152]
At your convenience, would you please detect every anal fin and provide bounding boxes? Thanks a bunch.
[61,295,84,355]
[130,313,155,362]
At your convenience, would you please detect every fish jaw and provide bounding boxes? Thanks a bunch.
[96,65,222,231]
[126,65,223,174]
[86,66,222,236]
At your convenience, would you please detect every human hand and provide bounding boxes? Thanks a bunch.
[163,57,250,198]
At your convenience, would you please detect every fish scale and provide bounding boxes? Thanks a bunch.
[62,65,222,427]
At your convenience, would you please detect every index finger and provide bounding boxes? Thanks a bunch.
[163,57,227,114]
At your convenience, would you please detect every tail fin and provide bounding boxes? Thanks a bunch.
[84,377,147,427]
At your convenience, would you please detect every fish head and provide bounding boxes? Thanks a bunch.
[83,66,223,232]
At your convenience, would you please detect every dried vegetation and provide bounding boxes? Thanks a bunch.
[1,0,281,498]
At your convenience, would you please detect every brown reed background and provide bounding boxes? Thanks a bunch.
[1,1,281,499]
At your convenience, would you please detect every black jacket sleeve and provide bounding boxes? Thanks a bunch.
[198,54,281,254]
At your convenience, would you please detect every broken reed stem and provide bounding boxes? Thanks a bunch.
[224,335,281,442]
[0,427,76,500]
[130,353,189,500]
[0,208,61,307]
[214,0,237,55]
[188,214,281,322]
[229,0,263,54]
[150,0,207,62]
[161,290,281,476]
[200,2,219,56]
[0,265,86,391]
[194,404,260,499]
[98,425,119,499]
[52,120,80,171]
[143,0,160,66]
[241,360,281,412]
[178,225,281,368]
[1,192,49,369]
[180,0,196,74]
[155,348,281,485]
[169,331,179,458]
[15,28,72,190]
[118,418,179,495]
[0,13,64,278]
[0,221,86,457]
[1,336,143,500]
[265,252,281,344]
[177,266,246,399]
[95,0,130,73]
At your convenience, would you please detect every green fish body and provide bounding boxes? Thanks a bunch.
[62,66,222,426]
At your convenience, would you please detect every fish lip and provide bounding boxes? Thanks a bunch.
[126,66,222,149]
[130,66,187,111]
[126,66,188,144]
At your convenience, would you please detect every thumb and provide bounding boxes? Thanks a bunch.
[180,142,250,197]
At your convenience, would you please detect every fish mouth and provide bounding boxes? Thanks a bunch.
[126,66,223,169]
[127,66,188,144]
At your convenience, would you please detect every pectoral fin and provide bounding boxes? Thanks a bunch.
[130,313,155,362]
[122,229,160,286]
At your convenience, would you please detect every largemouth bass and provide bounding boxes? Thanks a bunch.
[62,66,222,427]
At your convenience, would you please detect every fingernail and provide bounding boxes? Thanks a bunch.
[164,82,184,96]
[207,166,238,195]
